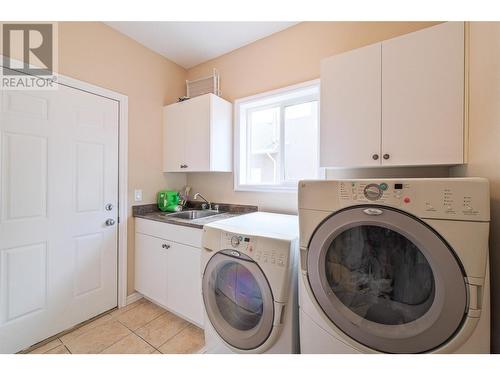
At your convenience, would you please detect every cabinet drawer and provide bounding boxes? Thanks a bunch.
[135,218,203,248]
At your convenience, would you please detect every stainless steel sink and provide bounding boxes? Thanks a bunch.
[165,210,220,220]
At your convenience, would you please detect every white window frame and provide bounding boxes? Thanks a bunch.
[234,79,322,193]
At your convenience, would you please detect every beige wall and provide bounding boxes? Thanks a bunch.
[186,21,441,213]
[451,22,500,353]
[57,22,188,295]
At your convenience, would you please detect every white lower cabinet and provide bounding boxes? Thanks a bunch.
[165,242,203,326]
[134,218,204,328]
[135,233,169,307]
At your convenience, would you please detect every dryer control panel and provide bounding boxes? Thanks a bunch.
[221,232,288,268]
[339,181,412,207]
[335,178,490,222]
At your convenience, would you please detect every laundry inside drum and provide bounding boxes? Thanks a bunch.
[325,225,435,325]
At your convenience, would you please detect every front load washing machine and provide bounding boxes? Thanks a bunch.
[298,178,490,354]
[201,212,299,353]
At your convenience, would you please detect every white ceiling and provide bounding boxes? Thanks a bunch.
[105,22,298,69]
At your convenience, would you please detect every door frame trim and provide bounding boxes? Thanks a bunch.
[0,55,129,308]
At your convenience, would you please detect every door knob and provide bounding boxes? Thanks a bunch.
[383,154,390,160]
[105,218,116,226]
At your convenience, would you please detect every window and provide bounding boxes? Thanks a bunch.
[235,81,320,192]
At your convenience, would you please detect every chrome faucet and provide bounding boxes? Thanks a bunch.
[194,192,211,210]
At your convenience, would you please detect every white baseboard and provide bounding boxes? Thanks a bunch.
[126,292,143,306]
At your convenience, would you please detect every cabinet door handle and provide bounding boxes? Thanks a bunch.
[162,244,171,249]
[180,164,188,169]
[372,154,379,160]
[383,154,390,160]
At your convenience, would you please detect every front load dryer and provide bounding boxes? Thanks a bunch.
[298,178,490,354]
[201,212,299,354]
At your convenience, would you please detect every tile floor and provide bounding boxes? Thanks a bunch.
[25,298,205,354]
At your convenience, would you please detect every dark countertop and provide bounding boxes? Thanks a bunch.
[132,202,258,229]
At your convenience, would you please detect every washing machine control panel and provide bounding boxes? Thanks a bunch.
[221,232,288,267]
[223,232,256,251]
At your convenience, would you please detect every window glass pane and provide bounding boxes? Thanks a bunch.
[237,83,320,190]
[284,101,318,181]
[247,107,280,185]
[214,262,263,331]
[325,225,435,325]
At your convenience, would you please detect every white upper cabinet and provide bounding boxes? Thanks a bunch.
[381,22,464,166]
[320,43,382,167]
[163,93,232,172]
[163,99,186,172]
[320,22,465,168]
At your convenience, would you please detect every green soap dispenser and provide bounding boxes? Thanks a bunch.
[157,190,180,212]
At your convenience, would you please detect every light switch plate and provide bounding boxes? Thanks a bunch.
[134,189,143,202]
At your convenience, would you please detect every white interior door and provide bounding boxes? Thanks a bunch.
[0,77,119,353]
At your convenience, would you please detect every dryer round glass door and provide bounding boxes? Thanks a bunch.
[307,205,467,353]
[202,250,274,350]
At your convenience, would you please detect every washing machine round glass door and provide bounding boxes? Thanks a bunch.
[307,205,468,353]
[202,249,274,350]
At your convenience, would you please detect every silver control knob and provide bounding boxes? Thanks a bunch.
[230,235,241,247]
[363,184,383,201]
